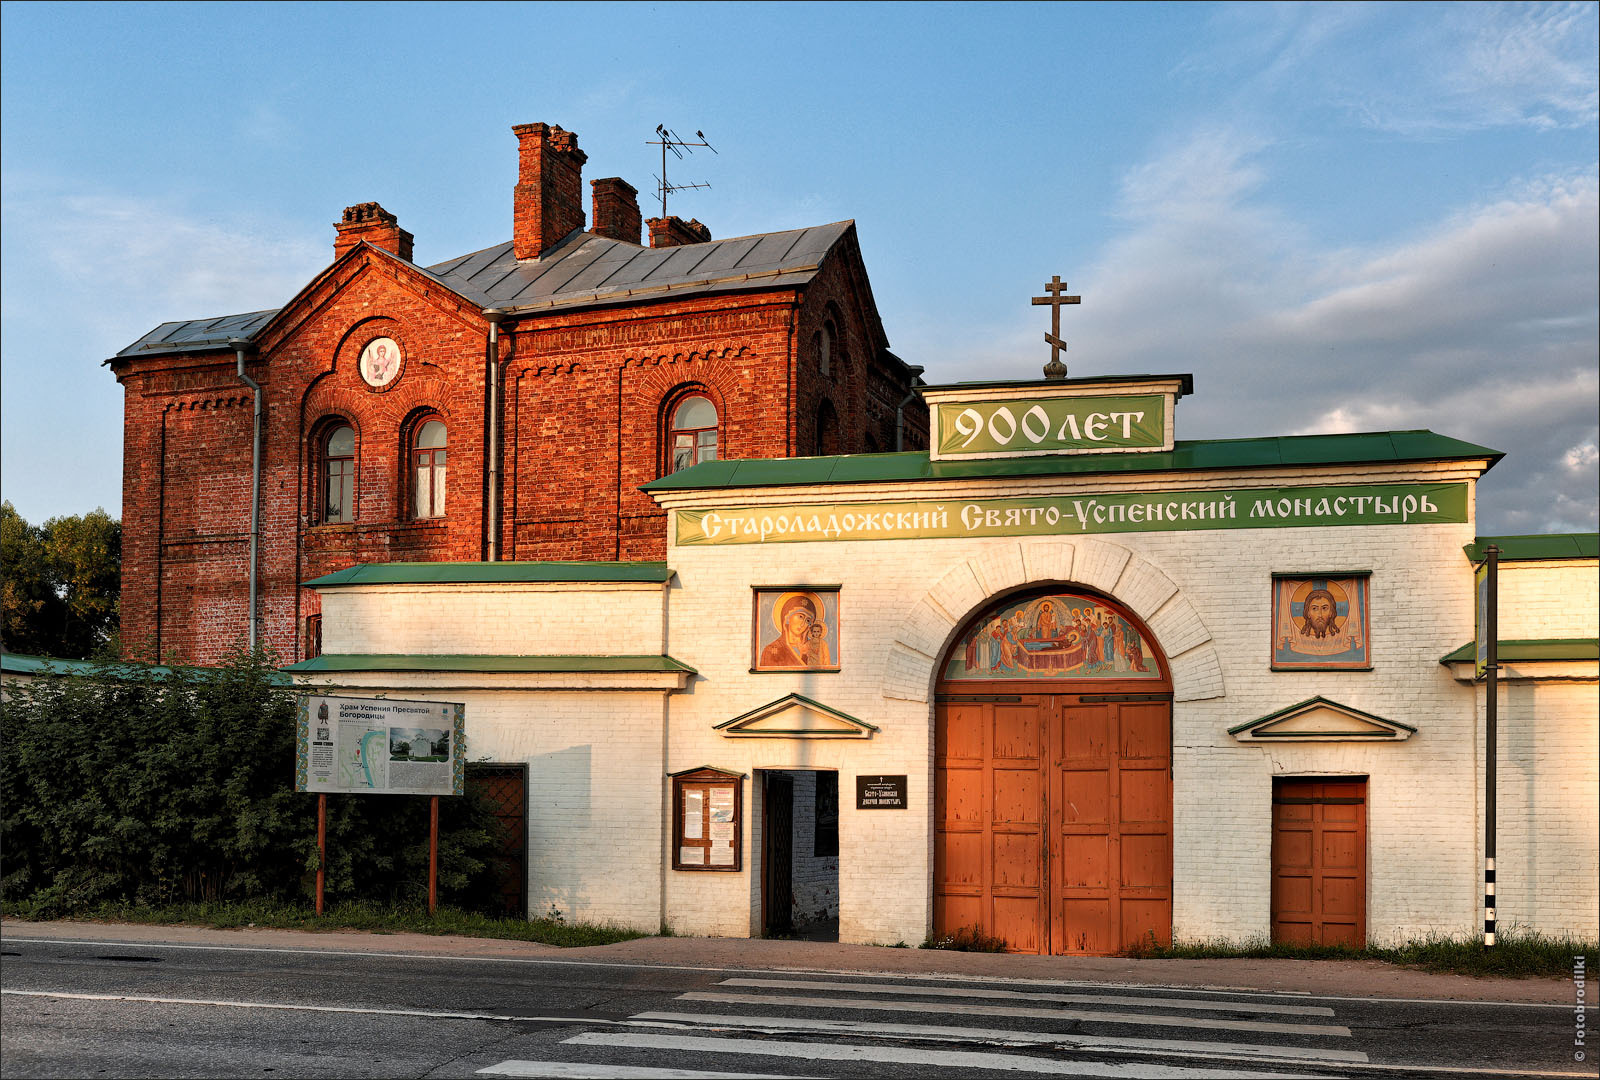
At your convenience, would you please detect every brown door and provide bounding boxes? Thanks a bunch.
[934,696,1052,953]
[935,695,1171,955]
[465,763,527,918]
[1272,778,1367,946]
[1053,700,1172,955]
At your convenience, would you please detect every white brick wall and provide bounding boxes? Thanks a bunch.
[320,581,666,656]
[300,675,669,932]
[651,465,1593,947]
[1478,678,1599,938]
[1496,561,1599,640]
[304,462,1597,949]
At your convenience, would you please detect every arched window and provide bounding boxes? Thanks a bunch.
[815,399,840,456]
[411,418,447,519]
[321,424,356,523]
[669,394,718,473]
[818,321,833,376]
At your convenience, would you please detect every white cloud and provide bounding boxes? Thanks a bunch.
[7,186,325,340]
[1564,441,1599,472]
[0,179,327,520]
[1201,2,1599,134]
[963,131,1598,534]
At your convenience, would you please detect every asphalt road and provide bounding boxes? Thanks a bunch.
[1,935,1591,1079]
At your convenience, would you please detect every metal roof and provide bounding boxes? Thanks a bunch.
[1,651,292,684]
[641,430,1504,492]
[1439,638,1599,664]
[113,309,279,359]
[303,560,671,588]
[920,374,1196,397]
[1463,533,1599,562]
[423,221,851,312]
[113,222,854,360]
[280,653,696,674]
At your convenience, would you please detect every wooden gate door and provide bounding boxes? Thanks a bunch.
[935,695,1172,955]
[1272,778,1367,946]
[934,696,1052,953]
[1052,699,1172,955]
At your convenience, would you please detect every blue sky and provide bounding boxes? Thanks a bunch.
[2,1,1595,533]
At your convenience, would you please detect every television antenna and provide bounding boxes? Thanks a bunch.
[648,124,717,218]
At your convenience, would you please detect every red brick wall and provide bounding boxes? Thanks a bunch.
[793,235,929,456]
[114,243,921,664]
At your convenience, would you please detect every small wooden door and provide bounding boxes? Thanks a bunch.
[762,774,794,936]
[1271,778,1367,946]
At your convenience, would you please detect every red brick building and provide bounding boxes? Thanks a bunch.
[110,122,928,664]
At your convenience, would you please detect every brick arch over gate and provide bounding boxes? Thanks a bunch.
[878,539,1226,704]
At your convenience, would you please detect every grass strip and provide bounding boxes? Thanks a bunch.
[1125,928,1595,978]
[0,899,652,948]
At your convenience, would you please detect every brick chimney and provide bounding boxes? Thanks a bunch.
[646,216,712,249]
[513,122,587,259]
[333,202,413,261]
[591,178,642,245]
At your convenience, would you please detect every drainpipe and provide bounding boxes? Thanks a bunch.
[894,364,926,451]
[483,309,507,562]
[229,338,263,651]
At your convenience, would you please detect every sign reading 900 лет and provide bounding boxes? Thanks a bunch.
[295,695,466,796]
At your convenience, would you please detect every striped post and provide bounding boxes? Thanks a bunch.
[1484,856,1496,946]
[1483,544,1499,948]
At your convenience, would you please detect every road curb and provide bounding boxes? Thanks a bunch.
[1,918,1574,1005]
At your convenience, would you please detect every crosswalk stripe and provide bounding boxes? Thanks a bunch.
[678,992,1351,1037]
[477,1061,798,1079]
[717,978,1337,1017]
[630,1011,1369,1064]
[563,1032,1331,1079]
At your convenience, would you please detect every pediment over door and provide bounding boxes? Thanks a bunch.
[1229,696,1416,742]
[715,694,877,739]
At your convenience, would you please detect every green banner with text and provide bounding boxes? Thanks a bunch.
[675,482,1469,546]
[936,394,1167,456]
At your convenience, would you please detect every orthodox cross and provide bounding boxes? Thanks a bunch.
[1031,275,1080,380]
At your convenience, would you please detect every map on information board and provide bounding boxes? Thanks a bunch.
[296,695,465,796]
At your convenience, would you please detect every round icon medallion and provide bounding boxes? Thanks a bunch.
[359,337,402,388]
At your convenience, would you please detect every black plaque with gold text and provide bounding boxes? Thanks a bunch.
[856,774,907,810]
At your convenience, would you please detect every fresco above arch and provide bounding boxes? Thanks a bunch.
[943,592,1161,681]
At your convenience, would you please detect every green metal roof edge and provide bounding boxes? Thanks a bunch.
[1463,533,1599,563]
[642,430,1503,492]
[1438,638,1600,664]
[1227,695,1416,736]
[918,373,1195,396]
[2,652,293,684]
[713,691,879,732]
[303,560,672,587]
[667,764,747,779]
[281,653,697,674]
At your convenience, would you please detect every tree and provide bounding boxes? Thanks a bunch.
[2,646,503,914]
[0,501,120,659]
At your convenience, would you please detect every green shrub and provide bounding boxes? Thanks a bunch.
[1,648,504,916]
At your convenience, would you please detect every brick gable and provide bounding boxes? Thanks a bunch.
[110,125,927,665]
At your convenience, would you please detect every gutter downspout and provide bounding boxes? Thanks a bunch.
[894,364,926,451]
[229,338,263,651]
[483,309,507,562]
